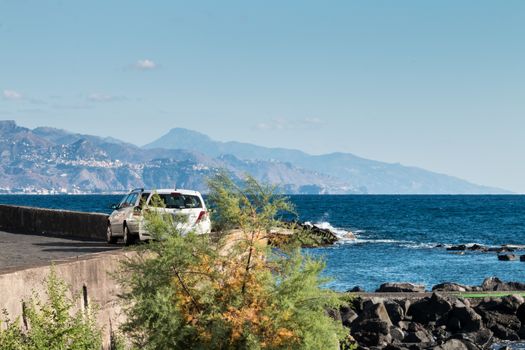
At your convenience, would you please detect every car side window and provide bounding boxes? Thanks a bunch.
[118,194,130,209]
[126,193,139,207]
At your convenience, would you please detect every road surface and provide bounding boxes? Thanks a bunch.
[0,230,121,272]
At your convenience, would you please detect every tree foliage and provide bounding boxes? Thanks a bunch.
[0,268,102,350]
[117,173,347,350]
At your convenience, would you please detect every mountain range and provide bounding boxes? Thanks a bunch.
[0,120,509,194]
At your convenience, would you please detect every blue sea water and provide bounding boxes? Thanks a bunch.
[1,194,525,292]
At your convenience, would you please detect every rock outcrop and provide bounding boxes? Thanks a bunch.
[269,221,351,247]
[376,282,425,293]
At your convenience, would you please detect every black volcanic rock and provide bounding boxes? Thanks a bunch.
[432,282,471,292]
[481,277,525,291]
[377,282,425,293]
[498,254,517,261]
[407,293,452,324]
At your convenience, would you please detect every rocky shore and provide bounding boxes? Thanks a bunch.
[333,278,525,349]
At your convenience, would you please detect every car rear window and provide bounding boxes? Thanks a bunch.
[150,193,202,209]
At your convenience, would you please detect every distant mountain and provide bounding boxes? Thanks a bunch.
[0,120,510,194]
[0,120,359,194]
[144,127,510,194]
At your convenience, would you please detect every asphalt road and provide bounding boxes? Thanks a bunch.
[0,230,121,272]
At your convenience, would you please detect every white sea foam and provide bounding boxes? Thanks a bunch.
[399,242,440,249]
[304,221,355,242]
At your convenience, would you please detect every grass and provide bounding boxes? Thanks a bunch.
[455,291,525,299]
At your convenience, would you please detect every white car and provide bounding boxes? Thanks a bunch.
[107,188,211,245]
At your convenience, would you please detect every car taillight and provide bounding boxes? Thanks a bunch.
[196,210,207,223]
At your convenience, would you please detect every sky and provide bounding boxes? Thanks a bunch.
[0,0,524,192]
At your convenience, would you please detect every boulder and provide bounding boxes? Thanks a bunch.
[384,300,405,324]
[491,323,520,340]
[403,329,433,344]
[498,254,517,261]
[447,245,467,251]
[360,300,393,326]
[505,281,525,290]
[376,282,425,293]
[351,319,392,346]
[348,286,365,292]
[351,300,395,346]
[433,325,450,342]
[389,326,405,342]
[407,293,453,323]
[521,255,525,262]
[475,298,522,340]
[480,277,525,291]
[295,222,339,245]
[500,295,524,313]
[455,328,493,348]
[432,282,471,292]
[468,244,488,252]
[516,303,525,323]
[431,339,476,350]
[395,299,412,315]
[482,277,503,290]
[340,305,358,327]
[486,310,521,332]
[446,304,483,332]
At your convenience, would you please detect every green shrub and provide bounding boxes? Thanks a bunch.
[117,174,348,350]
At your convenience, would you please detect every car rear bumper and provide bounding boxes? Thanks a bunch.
[134,218,212,241]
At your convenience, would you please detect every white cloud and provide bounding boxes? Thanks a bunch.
[255,117,325,131]
[135,59,157,70]
[3,89,22,100]
[88,93,116,102]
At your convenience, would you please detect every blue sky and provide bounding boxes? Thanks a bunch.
[0,1,524,192]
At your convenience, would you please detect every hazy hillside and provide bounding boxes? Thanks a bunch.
[0,120,359,194]
[145,128,509,194]
[0,120,510,194]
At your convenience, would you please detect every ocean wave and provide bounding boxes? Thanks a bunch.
[303,221,355,241]
[303,221,446,250]
[342,238,438,249]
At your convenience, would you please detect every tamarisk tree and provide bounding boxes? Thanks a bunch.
[117,173,347,350]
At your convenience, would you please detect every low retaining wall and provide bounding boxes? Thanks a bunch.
[0,250,129,349]
[0,204,108,240]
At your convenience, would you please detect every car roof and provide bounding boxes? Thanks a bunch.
[141,189,203,196]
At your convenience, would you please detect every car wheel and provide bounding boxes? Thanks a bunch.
[123,225,136,246]
[107,224,118,244]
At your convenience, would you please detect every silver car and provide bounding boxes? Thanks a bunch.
[107,188,212,245]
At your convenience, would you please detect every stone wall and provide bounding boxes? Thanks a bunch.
[0,204,108,240]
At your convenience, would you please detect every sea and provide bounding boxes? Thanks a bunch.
[1,194,525,292]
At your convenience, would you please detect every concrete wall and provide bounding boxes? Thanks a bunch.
[0,250,128,349]
[0,205,108,240]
